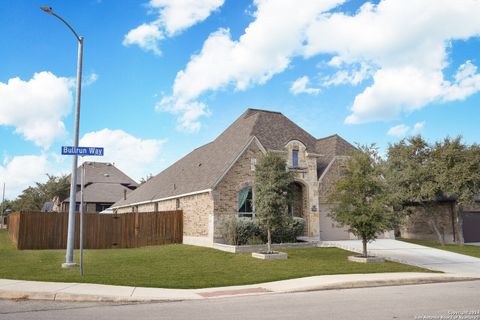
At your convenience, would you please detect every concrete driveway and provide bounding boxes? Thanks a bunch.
[321,239,480,274]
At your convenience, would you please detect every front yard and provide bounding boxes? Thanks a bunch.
[400,238,480,258]
[0,230,430,288]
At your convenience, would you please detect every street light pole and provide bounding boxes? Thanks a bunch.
[40,6,84,268]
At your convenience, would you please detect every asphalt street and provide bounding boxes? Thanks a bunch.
[0,280,479,320]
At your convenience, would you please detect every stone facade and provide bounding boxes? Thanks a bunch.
[213,141,263,241]
[400,203,457,243]
[212,138,348,242]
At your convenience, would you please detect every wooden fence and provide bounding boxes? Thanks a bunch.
[7,211,183,250]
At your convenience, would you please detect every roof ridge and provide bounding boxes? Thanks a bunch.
[317,134,339,141]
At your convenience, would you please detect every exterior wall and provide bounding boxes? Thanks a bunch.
[213,142,263,242]
[319,204,352,240]
[318,157,347,204]
[285,140,321,237]
[116,192,214,246]
[60,202,105,213]
[213,139,327,242]
[400,202,457,243]
[317,157,354,240]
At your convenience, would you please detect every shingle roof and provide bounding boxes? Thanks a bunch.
[63,162,138,204]
[74,162,138,187]
[112,108,353,208]
[68,183,134,203]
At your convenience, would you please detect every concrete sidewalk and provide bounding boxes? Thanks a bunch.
[0,273,477,302]
[321,239,480,274]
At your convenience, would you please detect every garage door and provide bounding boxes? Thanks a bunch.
[463,212,480,243]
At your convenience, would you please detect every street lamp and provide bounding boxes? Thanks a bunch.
[41,6,84,268]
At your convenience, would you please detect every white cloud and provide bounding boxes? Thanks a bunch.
[290,76,320,95]
[79,129,166,180]
[443,60,480,101]
[123,0,224,55]
[161,0,480,129]
[0,154,52,199]
[322,62,371,87]
[413,121,425,133]
[387,124,409,137]
[83,72,99,87]
[387,121,426,137]
[150,0,225,36]
[123,23,164,56]
[0,72,73,148]
[161,0,344,130]
[303,0,480,124]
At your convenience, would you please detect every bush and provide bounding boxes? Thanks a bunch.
[268,217,305,243]
[222,216,305,245]
[222,217,262,245]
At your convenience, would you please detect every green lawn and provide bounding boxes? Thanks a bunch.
[0,230,430,289]
[399,238,480,258]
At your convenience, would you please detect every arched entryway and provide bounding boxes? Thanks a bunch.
[288,181,308,236]
[288,182,305,218]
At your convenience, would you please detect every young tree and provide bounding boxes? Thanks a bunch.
[329,145,394,257]
[255,152,294,253]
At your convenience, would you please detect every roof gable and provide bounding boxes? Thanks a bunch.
[113,109,353,208]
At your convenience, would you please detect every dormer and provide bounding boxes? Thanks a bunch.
[285,140,307,169]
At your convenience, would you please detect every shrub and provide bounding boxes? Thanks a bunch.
[222,217,262,245]
[222,216,305,245]
[268,217,305,243]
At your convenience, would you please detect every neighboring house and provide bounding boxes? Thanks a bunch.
[61,162,138,213]
[112,108,359,247]
[400,196,480,244]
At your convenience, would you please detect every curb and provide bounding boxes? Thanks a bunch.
[279,276,479,293]
[1,276,478,303]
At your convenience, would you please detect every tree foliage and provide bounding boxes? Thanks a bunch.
[254,152,294,252]
[4,174,70,212]
[329,145,394,257]
[386,136,480,244]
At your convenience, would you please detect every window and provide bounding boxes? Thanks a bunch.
[251,158,257,171]
[292,149,299,167]
[96,203,111,212]
[238,187,254,218]
[176,198,180,209]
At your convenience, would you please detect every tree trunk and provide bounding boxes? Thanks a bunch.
[455,205,465,246]
[430,215,445,245]
[362,237,368,258]
[267,228,272,253]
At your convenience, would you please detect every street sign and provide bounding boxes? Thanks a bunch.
[61,146,104,156]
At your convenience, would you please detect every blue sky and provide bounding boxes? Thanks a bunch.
[1,0,480,199]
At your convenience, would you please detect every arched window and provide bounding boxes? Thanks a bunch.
[238,187,253,218]
[292,149,299,167]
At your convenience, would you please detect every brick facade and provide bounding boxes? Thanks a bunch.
[213,142,263,241]
[117,192,214,239]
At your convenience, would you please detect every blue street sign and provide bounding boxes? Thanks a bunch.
[61,146,104,156]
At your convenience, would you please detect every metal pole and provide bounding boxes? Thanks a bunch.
[80,162,85,276]
[63,37,84,268]
[40,6,84,268]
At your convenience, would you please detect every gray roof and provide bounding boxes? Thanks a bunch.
[74,162,138,187]
[70,183,134,203]
[113,108,353,208]
[63,162,138,204]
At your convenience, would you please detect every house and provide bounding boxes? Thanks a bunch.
[400,196,480,244]
[112,108,360,247]
[61,162,138,213]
